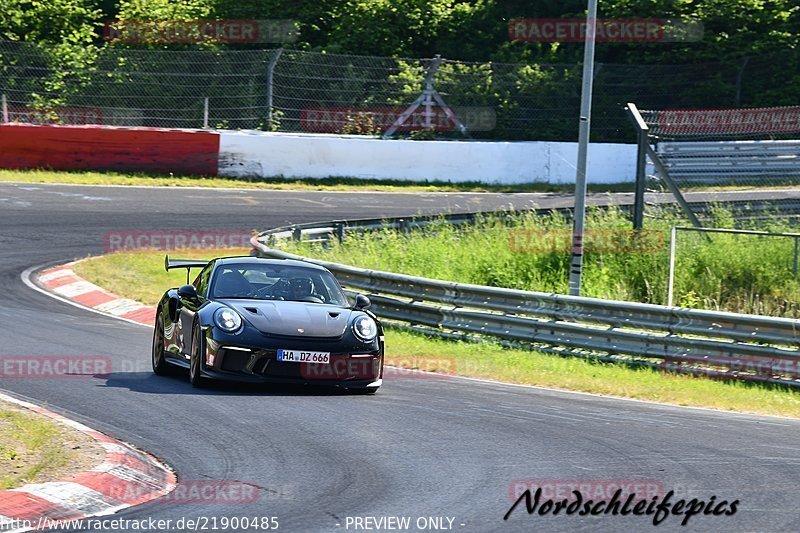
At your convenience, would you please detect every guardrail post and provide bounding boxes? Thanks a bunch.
[292,226,301,241]
[633,129,648,230]
[667,225,677,307]
[335,223,345,244]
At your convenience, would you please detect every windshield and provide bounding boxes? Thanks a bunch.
[210,263,349,306]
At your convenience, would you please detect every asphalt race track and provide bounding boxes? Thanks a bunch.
[1,182,800,532]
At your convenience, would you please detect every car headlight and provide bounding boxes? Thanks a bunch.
[352,315,377,342]
[214,307,242,332]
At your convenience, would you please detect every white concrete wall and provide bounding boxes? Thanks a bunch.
[218,130,636,184]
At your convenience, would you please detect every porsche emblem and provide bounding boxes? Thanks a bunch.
[297,328,305,334]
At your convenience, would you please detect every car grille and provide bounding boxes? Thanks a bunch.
[219,348,380,380]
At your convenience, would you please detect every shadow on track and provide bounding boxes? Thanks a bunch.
[98,371,381,397]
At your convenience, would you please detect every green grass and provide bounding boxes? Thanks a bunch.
[384,328,800,418]
[72,249,800,418]
[4,168,798,195]
[281,207,800,318]
[0,168,634,194]
[0,407,76,489]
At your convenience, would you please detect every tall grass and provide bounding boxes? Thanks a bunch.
[281,207,800,317]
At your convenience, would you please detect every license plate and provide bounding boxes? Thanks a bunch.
[277,349,330,364]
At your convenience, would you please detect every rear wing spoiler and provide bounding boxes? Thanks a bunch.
[164,255,209,284]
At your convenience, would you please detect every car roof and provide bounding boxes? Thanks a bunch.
[214,256,330,273]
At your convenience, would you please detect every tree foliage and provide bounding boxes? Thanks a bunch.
[0,0,796,138]
[2,0,796,63]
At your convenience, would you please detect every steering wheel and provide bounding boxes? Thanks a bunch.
[253,283,286,300]
[297,295,325,304]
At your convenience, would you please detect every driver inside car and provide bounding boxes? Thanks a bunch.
[288,277,324,302]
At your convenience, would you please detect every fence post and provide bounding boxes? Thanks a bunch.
[267,48,284,130]
[1,94,8,123]
[794,236,798,278]
[667,226,678,307]
[335,223,345,244]
[624,103,649,230]
[203,97,209,129]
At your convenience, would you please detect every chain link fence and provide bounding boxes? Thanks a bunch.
[625,103,800,226]
[0,40,797,142]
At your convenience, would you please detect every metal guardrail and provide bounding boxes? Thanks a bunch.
[251,210,800,387]
[257,209,577,246]
[659,141,800,184]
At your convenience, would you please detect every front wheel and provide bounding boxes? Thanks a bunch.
[152,316,170,376]
[189,325,209,388]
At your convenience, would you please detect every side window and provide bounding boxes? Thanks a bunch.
[193,264,213,297]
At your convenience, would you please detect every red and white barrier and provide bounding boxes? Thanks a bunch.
[0,124,637,184]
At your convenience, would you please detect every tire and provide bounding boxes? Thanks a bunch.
[189,325,208,388]
[152,315,170,376]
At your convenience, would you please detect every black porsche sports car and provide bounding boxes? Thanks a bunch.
[152,255,383,393]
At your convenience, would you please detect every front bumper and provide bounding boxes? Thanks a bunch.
[203,329,383,389]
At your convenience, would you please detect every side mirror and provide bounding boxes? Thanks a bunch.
[353,294,371,310]
[177,284,198,300]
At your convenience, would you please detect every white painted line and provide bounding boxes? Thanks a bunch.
[384,365,800,423]
[97,442,160,468]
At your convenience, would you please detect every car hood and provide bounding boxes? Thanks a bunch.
[219,299,352,338]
